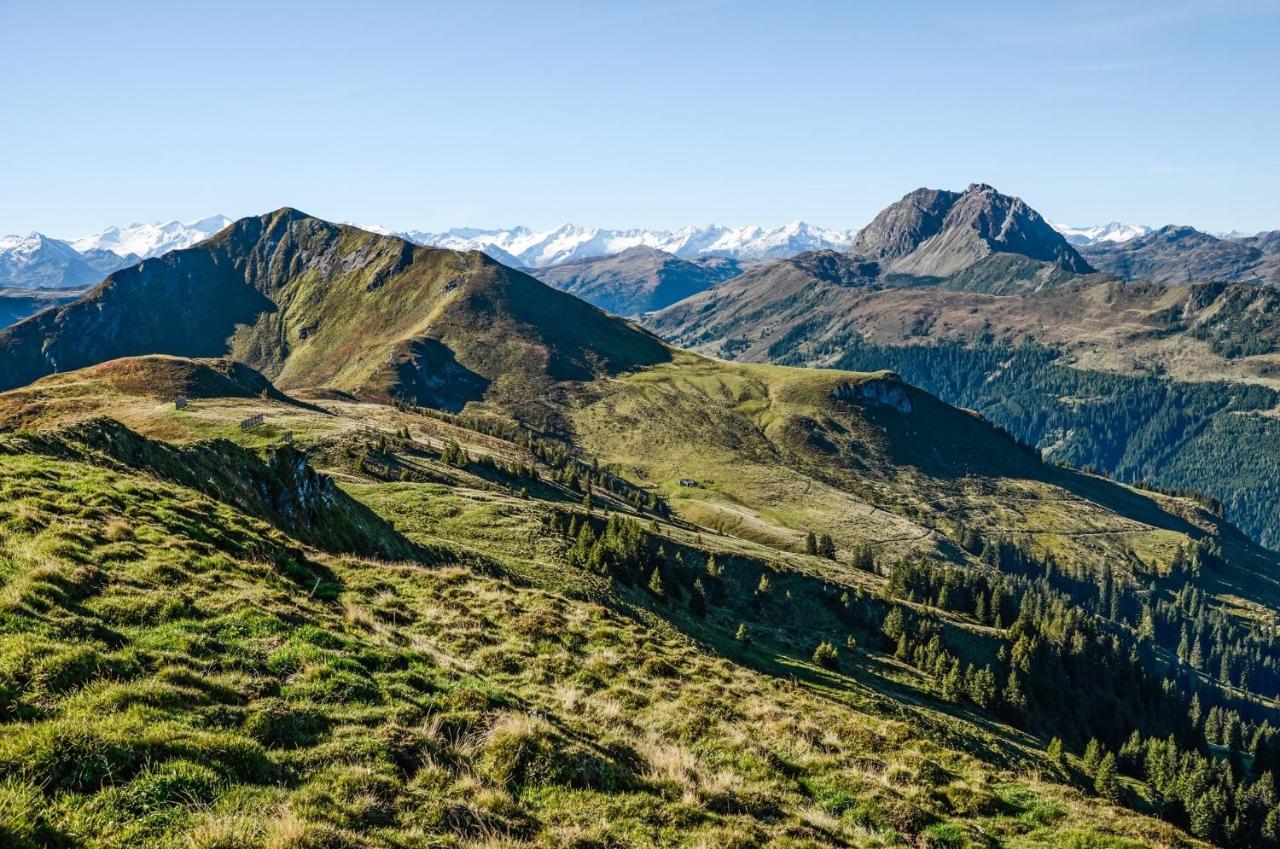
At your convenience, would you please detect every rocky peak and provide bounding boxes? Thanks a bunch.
[850,183,1092,277]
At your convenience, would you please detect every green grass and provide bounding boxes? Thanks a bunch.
[0,433,1208,847]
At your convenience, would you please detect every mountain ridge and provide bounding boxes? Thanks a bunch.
[0,208,671,419]
[1083,224,1280,285]
[531,245,743,315]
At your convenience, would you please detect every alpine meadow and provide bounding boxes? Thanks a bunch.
[4,3,1280,848]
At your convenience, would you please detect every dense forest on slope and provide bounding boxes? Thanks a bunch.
[770,337,1280,548]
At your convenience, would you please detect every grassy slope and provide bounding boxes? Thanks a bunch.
[0,416,1205,849]
[8,354,1280,845]
[569,353,1255,593]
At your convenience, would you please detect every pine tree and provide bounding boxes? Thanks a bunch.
[734,623,750,645]
[1118,730,1143,772]
[647,565,666,599]
[968,665,997,709]
[1047,737,1065,766]
[705,555,722,577]
[1003,670,1027,718]
[1083,738,1103,775]
[1205,706,1224,744]
[756,574,772,596]
[817,534,836,559]
[940,660,963,701]
[1094,752,1119,800]
[689,577,707,617]
[883,606,907,641]
[805,531,818,556]
[1138,603,1156,643]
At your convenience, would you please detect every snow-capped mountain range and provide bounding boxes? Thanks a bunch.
[0,232,103,288]
[1050,221,1154,246]
[69,215,234,262]
[0,209,1261,293]
[0,216,234,291]
[399,222,859,268]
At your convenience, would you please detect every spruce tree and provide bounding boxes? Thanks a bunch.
[883,606,907,640]
[805,531,818,556]
[1003,670,1027,719]
[940,660,963,701]
[734,623,750,645]
[1094,752,1119,800]
[647,565,665,598]
[1047,737,1065,766]
[689,577,707,617]
[1083,738,1103,775]
[968,665,997,709]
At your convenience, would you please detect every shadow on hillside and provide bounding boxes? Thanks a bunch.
[379,337,490,413]
[610,576,1048,773]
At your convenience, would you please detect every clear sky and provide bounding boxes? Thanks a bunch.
[2,0,1278,237]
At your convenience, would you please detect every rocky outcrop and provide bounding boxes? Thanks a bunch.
[832,375,912,414]
[1,417,415,559]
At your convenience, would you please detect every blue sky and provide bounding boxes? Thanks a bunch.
[2,0,1278,236]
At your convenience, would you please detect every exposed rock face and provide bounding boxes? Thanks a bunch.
[261,444,337,529]
[850,183,1093,277]
[832,376,912,414]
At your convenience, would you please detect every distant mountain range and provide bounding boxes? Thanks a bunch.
[0,232,108,289]
[2,206,1271,297]
[0,215,233,292]
[398,221,859,268]
[1050,221,1154,246]
[529,246,743,315]
[70,214,233,262]
[1082,225,1280,285]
